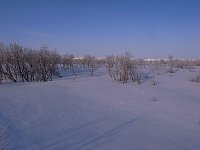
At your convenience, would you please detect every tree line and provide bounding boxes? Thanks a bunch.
[1,42,200,84]
[0,43,106,83]
[0,43,62,82]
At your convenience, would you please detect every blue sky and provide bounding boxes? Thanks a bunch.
[0,0,200,58]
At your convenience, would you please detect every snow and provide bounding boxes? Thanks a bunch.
[0,68,200,150]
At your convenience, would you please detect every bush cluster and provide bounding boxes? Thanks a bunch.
[106,52,141,84]
[0,43,61,83]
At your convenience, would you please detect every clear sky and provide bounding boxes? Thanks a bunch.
[0,0,200,58]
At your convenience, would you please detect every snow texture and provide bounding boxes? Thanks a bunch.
[0,68,200,150]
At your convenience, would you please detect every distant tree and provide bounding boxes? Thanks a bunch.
[107,52,141,84]
[83,55,98,76]
[190,74,200,83]
[0,130,5,150]
[62,54,76,75]
[167,54,175,77]
[106,55,115,78]
[1,44,18,82]
[137,59,146,68]
[37,46,61,81]
[194,59,200,66]
[0,43,61,83]
[0,43,5,83]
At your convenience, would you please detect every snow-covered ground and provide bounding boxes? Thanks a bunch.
[0,68,200,150]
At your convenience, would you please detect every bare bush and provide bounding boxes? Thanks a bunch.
[149,60,162,86]
[0,44,5,83]
[0,43,61,83]
[136,59,146,68]
[62,54,76,75]
[151,60,162,75]
[106,55,115,78]
[36,46,61,81]
[174,59,194,71]
[83,55,98,76]
[166,54,175,77]
[190,74,200,83]
[0,129,5,150]
[0,44,18,82]
[193,59,200,66]
[62,54,74,69]
[106,52,141,84]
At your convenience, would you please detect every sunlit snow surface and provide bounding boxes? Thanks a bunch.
[0,67,200,150]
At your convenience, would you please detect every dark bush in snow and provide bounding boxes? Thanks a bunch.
[0,43,61,83]
[83,55,99,76]
[190,74,200,83]
[106,52,141,84]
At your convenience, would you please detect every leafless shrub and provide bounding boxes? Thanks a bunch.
[106,52,141,84]
[151,79,159,86]
[96,57,106,68]
[149,60,162,86]
[160,59,167,65]
[62,54,76,75]
[62,54,74,68]
[0,129,5,150]
[0,44,5,83]
[166,54,175,77]
[106,55,115,78]
[136,59,146,68]
[151,60,162,75]
[36,46,61,81]
[0,44,18,82]
[0,43,61,83]
[83,55,98,76]
[190,74,200,83]
[194,59,200,66]
[174,59,195,71]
